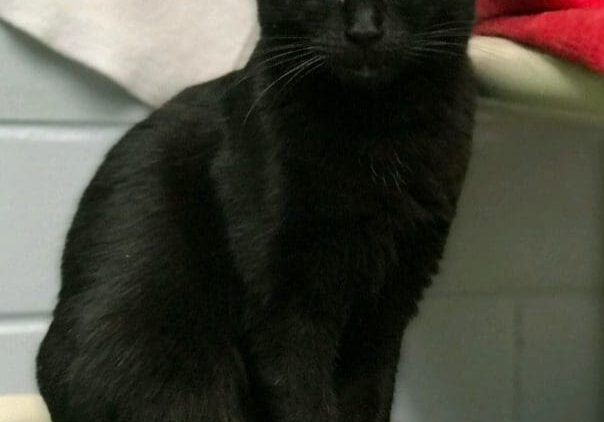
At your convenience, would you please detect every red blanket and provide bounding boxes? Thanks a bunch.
[474,0,604,74]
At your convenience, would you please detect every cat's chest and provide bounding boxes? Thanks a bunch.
[285,138,434,222]
[275,110,454,229]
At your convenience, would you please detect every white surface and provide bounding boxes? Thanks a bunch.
[0,395,50,422]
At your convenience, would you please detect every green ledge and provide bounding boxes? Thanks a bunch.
[469,36,604,121]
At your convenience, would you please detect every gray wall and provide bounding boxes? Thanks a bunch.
[1,23,603,422]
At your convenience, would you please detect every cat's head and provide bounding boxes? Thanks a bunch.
[256,0,475,85]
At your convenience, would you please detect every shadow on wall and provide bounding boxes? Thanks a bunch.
[390,105,604,422]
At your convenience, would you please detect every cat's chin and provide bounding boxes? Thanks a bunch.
[331,64,399,90]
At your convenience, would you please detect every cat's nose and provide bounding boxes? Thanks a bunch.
[345,1,384,45]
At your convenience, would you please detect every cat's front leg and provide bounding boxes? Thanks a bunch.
[336,274,422,422]
[249,305,345,422]
[246,235,351,422]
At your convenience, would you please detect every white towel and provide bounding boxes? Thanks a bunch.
[0,0,259,106]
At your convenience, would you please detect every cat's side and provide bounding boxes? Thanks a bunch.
[37,1,476,421]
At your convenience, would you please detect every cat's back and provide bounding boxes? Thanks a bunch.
[37,74,252,419]
[59,71,244,301]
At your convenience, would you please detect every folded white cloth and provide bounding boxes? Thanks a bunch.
[0,0,259,106]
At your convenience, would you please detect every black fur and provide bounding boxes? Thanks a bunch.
[37,1,476,421]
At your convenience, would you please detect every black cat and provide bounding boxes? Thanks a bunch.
[37,1,476,421]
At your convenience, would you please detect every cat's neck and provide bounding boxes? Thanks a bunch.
[252,54,458,129]
[238,50,469,159]
[258,67,412,133]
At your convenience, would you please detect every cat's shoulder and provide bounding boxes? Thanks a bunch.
[132,70,243,135]
[166,70,244,110]
[105,71,245,166]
